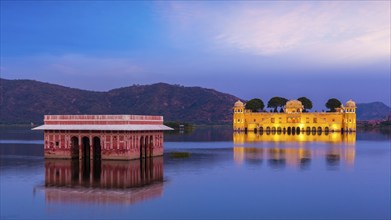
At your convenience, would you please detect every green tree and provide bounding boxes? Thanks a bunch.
[245,98,264,112]
[280,97,288,111]
[326,98,342,112]
[267,97,280,112]
[268,97,288,112]
[298,97,313,112]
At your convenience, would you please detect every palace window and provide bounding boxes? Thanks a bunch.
[271,118,275,123]
[254,119,256,122]
[306,118,309,123]
[313,118,317,123]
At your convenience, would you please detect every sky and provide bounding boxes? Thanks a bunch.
[1,1,390,109]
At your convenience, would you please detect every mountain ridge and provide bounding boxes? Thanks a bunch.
[1,78,389,124]
[0,78,239,124]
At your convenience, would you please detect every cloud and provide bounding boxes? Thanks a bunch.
[159,2,390,64]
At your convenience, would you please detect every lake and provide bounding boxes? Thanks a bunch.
[0,126,390,219]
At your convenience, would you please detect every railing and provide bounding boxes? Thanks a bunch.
[44,115,163,121]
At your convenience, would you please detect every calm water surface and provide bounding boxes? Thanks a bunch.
[0,126,390,219]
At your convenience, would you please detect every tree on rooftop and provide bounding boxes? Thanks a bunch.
[245,98,264,112]
[280,97,288,111]
[298,97,313,112]
[268,97,288,112]
[326,98,342,112]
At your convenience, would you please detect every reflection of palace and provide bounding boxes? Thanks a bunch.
[234,146,355,167]
[44,157,164,204]
[233,131,356,144]
[233,99,356,132]
[233,132,355,167]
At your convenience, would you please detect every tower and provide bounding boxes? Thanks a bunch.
[343,99,356,132]
[233,100,245,131]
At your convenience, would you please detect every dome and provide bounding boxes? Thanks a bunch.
[234,100,244,107]
[345,99,356,108]
[285,100,303,109]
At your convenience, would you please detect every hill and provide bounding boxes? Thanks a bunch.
[0,78,239,124]
[1,78,389,124]
[356,102,391,120]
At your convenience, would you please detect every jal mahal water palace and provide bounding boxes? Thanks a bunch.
[233,99,357,133]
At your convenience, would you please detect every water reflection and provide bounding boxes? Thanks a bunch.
[234,131,356,144]
[234,146,355,168]
[43,157,164,204]
[233,132,355,168]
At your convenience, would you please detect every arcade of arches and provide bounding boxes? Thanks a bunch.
[252,126,332,134]
[44,130,164,160]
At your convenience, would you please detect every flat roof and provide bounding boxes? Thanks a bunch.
[32,124,173,131]
[44,115,163,121]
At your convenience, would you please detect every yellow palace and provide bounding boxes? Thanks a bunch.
[233,99,356,133]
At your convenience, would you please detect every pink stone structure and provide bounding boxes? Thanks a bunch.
[33,115,173,160]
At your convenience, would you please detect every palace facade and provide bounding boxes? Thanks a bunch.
[233,99,356,133]
[33,115,173,160]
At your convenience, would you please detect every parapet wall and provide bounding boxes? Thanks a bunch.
[44,115,164,125]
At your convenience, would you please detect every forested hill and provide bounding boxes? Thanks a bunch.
[0,78,389,124]
[356,102,391,120]
[0,78,238,124]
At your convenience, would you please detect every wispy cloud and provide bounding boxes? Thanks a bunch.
[159,2,390,64]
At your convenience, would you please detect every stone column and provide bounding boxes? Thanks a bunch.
[79,134,82,160]
[90,136,93,160]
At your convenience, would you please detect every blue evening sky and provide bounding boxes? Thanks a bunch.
[1,1,390,109]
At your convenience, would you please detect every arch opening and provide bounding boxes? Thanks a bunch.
[71,136,79,159]
[93,137,101,160]
[82,137,90,160]
[140,136,144,159]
